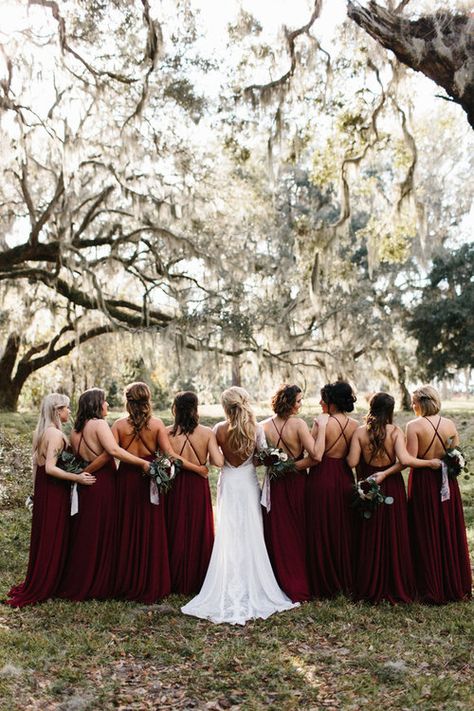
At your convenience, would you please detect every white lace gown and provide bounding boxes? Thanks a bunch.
[181,427,299,625]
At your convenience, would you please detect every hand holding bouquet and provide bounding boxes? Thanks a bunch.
[255,447,296,480]
[352,477,394,519]
[146,452,182,494]
[442,438,469,479]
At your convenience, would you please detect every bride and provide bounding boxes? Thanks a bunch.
[181,386,299,625]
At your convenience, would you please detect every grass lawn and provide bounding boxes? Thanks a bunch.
[0,407,473,710]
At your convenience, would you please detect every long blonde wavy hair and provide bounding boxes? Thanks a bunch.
[221,386,256,459]
[33,393,69,457]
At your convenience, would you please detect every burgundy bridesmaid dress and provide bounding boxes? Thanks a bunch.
[262,420,311,602]
[6,463,71,607]
[306,417,354,598]
[57,433,117,601]
[115,433,170,602]
[166,435,214,595]
[408,417,471,603]
[354,459,415,604]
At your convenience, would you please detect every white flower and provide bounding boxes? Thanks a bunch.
[162,458,171,468]
[169,463,176,479]
[279,452,289,462]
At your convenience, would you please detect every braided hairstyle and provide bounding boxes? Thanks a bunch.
[125,382,152,435]
[271,384,302,418]
[366,392,395,460]
[171,391,199,436]
[221,386,256,459]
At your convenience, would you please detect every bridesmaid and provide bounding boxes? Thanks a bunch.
[304,381,359,598]
[58,387,151,601]
[112,384,209,602]
[6,394,96,607]
[166,391,223,595]
[260,384,327,602]
[406,385,472,603]
[347,392,441,604]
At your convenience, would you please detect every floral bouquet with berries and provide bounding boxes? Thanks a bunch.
[255,447,296,480]
[352,477,394,519]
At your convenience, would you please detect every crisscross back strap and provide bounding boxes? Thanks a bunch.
[77,431,99,458]
[421,416,447,457]
[124,430,155,455]
[368,440,393,466]
[178,433,203,466]
[271,419,299,458]
[325,415,349,455]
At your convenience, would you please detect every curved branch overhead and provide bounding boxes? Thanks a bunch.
[347,1,474,128]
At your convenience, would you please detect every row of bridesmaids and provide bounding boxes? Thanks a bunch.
[6,381,472,608]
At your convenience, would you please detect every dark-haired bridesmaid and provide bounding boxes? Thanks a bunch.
[347,392,441,604]
[58,388,151,601]
[166,391,223,595]
[112,383,210,602]
[406,386,472,603]
[6,394,97,607]
[260,385,327,602]
[303,381,359,598]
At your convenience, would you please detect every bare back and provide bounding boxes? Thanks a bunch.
[313,414,358,459]
[358,424,398,467]
[214,421,255,468]
[167,424,214,467]
[112,416,165,457]
[262,416,310,458]
[406,415,458,460]
[71,420,107,460]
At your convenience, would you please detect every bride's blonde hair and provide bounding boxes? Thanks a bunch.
[221,386,256,459]
[33,393,69,456]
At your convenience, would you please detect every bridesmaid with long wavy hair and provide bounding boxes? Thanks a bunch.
[112,383,209,602]
[58,387,151,601]
[406,386,471,603]
[7,394,96,607]
[347,392,441,604]
[260,384,327,602]
[166,391,223,595]
[304,381,359,598]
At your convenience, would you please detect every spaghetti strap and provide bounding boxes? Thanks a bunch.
[325,416,349,455]
[124,430,155,455]
[178,434,203,466]
[368,440,393,466]
[421,416,447,457]
[271,419,297,458]
[77,430,100,458]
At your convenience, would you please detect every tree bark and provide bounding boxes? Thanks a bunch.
[347,1,474,129]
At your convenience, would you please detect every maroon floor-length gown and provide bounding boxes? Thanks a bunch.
[57,433,117,601]
[115,433,170,602]
[408,417,471,604]
[6,463,71,607]
[354,460,415,604]
[166,435,214,595]
[306,417,354,598]
[262,420,311,602]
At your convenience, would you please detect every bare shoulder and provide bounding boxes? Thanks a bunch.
[197,424,213,437]
[259,416,273,426]
[44,427,64,446]
[112,416,128,431]
[349,416,359,428]
[405,417,420,431]
[149,416,166,431]
[294,417,310,430]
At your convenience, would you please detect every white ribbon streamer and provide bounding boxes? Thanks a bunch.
[440,461,450,502]
[150,479,160,505]
[260,473,271,511]
[70,483,79,516]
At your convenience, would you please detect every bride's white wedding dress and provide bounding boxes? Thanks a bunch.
[181,426,298,625]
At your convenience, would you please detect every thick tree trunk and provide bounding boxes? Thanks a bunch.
[0,379,23,411]
[347,2,474,129]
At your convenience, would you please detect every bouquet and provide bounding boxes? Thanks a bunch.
[352,477,394,519]
[147,453,182,494]
[57,449,89,474]
[442,438,468,479]
[255,447,296,480]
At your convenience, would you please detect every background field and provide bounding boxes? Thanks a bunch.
[0,406,473,710]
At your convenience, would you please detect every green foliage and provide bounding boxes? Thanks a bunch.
[407,243,474,379]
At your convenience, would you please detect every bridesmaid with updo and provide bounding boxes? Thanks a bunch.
[406,385,471,603]
[260,384,327,602]
[166,391,223,595]
[304,381,359,599]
